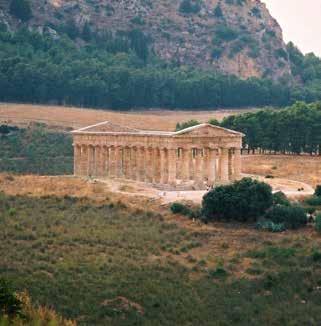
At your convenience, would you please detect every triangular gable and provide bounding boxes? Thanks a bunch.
[174,123,244,137]
[73,121,139,133]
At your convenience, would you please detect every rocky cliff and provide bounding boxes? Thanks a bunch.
[0,0,292,80]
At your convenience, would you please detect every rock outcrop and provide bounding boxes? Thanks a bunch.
[0,0,292,80]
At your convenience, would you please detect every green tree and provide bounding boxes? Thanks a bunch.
[9,0,32,21]
[82,22,92,42]
[202,178,273,222]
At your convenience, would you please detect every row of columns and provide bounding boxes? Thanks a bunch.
[74,145,241,186]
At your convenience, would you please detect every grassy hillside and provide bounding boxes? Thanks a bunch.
[1,192,321,325]
[0,124,73,175]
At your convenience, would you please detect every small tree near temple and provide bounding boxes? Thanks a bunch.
[202,178,273,222]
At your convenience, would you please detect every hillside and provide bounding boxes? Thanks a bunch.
[0,0,291,80]
[0,0,320,109]
[1,179,321,325]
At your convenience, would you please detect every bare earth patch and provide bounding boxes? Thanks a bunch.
[242,154,321,188]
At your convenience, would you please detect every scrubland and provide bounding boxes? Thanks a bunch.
[1,176,321,325]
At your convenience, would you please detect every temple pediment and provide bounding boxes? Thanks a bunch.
[74,121,139,133]
[174,124,244,138]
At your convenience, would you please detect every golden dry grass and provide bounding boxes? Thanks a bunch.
[242,154,321,188]
[0,103,252,131]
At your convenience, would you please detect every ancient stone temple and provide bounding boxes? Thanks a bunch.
[72,121,244,189]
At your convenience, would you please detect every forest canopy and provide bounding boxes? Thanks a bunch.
[178,102,321,155]
[0,27,320,110]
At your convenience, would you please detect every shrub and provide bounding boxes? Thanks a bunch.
[179,0,201,14]
[9,0,32,21]
[304,196,321,206]
[256,219,286,233]
[202,178,273,222]
[273,191,290,206]
[265,205,307,230]
[312,250,321,262]
[214,5,223,18]
[0,279,23,318]
[170,202,200,219]
[315,214,321,233]
[314,185,321,197]
[215,25,238,42]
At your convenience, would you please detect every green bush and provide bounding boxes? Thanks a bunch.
[304,196,321,206]
[215,25,238,42]
[9,0,32,21]
[265,205,307,230]
[179,0,201,14]
[0,279,23,318]
[312,249,321,262]
[314,185,321,197]
[256,219,286,233]
[202,178,273,222]
[170,202,200,219]
[315,214,321,233]
[273,191,290,206]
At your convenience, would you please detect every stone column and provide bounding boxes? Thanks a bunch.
[74,145,81,176]
[152,148,160,184]
[220,147,229,183]
[233,148,242,180]
[205,148,216,186]
[102,146,109,177]
[160,148,168,184]
[146,148,153,183]
[122,147,129,179]
[109,147,116,177]
[115,146,122,178]
[168,148,177,186]
[195,148,204,184]
[181,148,190,182]
[136,147,145,181]
[80,145,88,176]
[95,146,102,177]
[130,147,137,180]
[87,145,94,177]
[228,148,234,181]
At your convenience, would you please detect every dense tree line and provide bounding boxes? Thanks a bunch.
[221,102,321,154]
[0,27,321,110]
[177,102,321,155]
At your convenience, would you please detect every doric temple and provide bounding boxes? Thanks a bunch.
[72,121,244,189]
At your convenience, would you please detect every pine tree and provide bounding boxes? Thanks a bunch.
[9,0,32,21]
[82,22,92,42]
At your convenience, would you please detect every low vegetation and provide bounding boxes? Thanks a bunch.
[0,124,73,175]
[265,205,307,230]
[1,191,321,324]
[0,278,75,325]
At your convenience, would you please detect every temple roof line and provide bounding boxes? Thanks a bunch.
[72,121,244,137]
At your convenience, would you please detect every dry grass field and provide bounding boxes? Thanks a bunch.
[242,154,321,188]
[0,103,253,131]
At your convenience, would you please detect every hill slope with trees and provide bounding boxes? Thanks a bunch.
[0,0,320,109]
[0,0,292,80]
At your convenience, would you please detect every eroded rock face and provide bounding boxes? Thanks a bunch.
[0,0,291,80]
